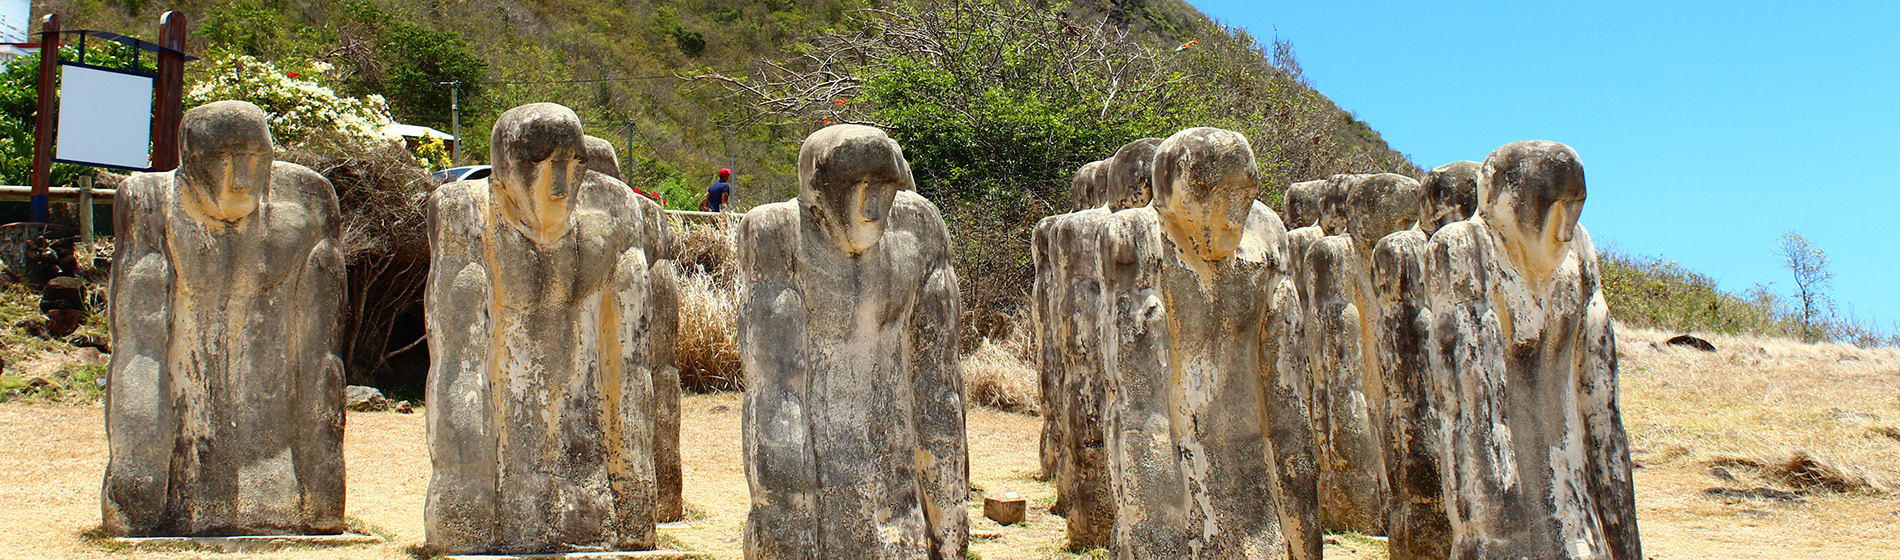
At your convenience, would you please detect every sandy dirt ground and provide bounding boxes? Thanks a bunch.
[5,334,1900,560]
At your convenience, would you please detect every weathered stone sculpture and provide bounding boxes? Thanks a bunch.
[1420,161,1479,235]
[103,100,346,537]
[1071,160,1107,211]
[1103,138,1162,210]
[1281,179,1325,230]
[738,124,966,560]
[1428,141,1639,560]
[425,103,675,554]
[583,133,687,522]
[1031,206,1115,547]
[1105,127,1317,560]
[1370,226,1446,560]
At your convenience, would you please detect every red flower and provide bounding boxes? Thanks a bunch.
[833,98,847,106]
[286,71,300,78]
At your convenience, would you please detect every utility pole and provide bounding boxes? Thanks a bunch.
[622,121,637,179]
[440,80,461,165]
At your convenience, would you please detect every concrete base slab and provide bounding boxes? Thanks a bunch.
[115,533,382,553]
[445,552,710,560]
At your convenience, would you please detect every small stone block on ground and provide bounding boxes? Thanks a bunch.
[984,492,1027,525]
[445,551,711,560]
[115,533,381,553]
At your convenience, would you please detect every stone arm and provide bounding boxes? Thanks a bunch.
[101,173,176,535]
[909,206,967,560]
[610,234,658,548]
[1572,229,1640,560]
[649,257,683,522]
[422,184,499,548]
[281,165,348,526]
[1031,216,1063,482]
[1259,273,1321,560]
[736,204,816,559]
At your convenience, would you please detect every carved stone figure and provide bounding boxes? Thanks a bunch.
[585,135,623,180]
[1071,160,1107,211]
[738,124,966,560]
[424,103,675,554]
[1281,179,1325,230]
[103,100,346,537]
[1369,228,1446,560]
[1031,207,1116,548]
[1103,138,1162,210]
[1420,161,1479,235]
[1105,127,1317,560]
[1428,141,1638,560]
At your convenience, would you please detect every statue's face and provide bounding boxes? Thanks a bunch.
[1315,175,1353,234]
[1480,141,1586,274]
[179,101,274,222]
[799,125,912,255]
[1421,161,1480,235]
[491,104,588,242]
[1152,128,1259,262]
[1107,138,1161,211]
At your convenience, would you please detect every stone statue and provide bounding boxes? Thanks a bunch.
[103,100,346,537]
[1031,207,1115,548]
[1281,179,1325,230]
[738,124,966,560]
[585,135,623,180]
[1427,141,1638,560]
[583,133,686,522]
[424,103,676,554]
[1071,160,1106,211]
[1104,127,1317,560]
[1370,226,1446,560]
[1420,161,1479,235]
[1103,138,1162,210]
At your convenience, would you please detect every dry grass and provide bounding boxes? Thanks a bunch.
[960,333,1041,415]
[676,273,742,393]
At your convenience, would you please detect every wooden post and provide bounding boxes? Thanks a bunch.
[28,14,60,223]
[150,12,187,172]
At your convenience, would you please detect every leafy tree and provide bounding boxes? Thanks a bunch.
[1776,230,1834,342]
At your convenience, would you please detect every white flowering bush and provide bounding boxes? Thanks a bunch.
[186,54,398,149]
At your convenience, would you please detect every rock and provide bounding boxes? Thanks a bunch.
[14,316,47,339]
[40,276,85,311]
[1100,128,1317,559]
[44,309,82,337]
[1428,141,1639,560]
[393,400,413,414]
[1703,487,1805,504]
[424,104,674,555]
[26,376,49,388]
[102,100,348,538]
[738,125,965,560]
[1665,334,1717,352]
[1707,467,1737,482]
[70,333,110,352]
[345,385,390,412]
[983,492,1026,526]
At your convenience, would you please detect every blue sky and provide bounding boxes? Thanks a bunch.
[1189,1,1900,331]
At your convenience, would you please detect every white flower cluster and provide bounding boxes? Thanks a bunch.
[185,54,400,149]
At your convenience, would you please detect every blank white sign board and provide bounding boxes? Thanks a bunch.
[56,64,153,170]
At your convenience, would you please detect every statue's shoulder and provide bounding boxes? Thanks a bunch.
[1375,229,1429,255]
[429,179,490,226]
[740,200,798,233]
[1244,200,1288,236]
[268,161,340,221]
[891,191,949,234]
[580,171,639,212]
[119,171,172,205]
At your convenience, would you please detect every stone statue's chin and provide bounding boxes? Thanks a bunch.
[180,174,262,224]
[494,178,574,245]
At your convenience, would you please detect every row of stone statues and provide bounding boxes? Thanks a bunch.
[100,98,1634,560]
[1038,133,1639,559]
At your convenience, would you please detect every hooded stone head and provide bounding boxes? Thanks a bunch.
[1282,179,1326,230]
[491,103,588,244]
[797,124,914,255]
[1105,138,1163,210]
[1071,160,1105,211]
[1152,127,1259,263]
[1421,161,1480,235]
[1315,175,1355,235]
[584,135,622,181]
[179,100,274,223]
[1345,173,1421,256]
[1478,140,1586,277]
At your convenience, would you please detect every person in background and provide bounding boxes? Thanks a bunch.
[701,168,732,212]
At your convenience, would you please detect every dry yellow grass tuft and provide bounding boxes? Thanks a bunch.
[676,273,742,392]
[959,332,1040,415]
